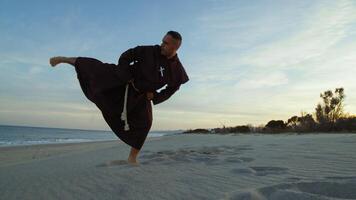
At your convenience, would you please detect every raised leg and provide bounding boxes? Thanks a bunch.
[49,56,77,67]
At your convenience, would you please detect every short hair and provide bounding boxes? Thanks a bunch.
[166,30,182,42]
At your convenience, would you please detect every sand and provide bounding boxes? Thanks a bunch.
[1,133,356,200]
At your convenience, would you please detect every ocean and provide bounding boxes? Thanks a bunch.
[0,125,183,147]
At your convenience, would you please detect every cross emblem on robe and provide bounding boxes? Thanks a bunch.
[159,66,165,77]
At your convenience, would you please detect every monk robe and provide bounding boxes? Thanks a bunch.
[73,45,189,150]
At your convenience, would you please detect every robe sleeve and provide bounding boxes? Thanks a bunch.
[171,60,189,86]
[152,59,189,105]
[152,85,180,105]
[116,45,143,82]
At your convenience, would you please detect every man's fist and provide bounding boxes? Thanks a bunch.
[146,92,154,101]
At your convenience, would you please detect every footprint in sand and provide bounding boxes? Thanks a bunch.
[225,156,255,163]
[250,166,289,176]
[231,166,289,176]
[284,177,302,182]
[325,176,356,180]
[266,143,279,147]
[242,177,356,200]
[139,145,255,166]
[230,168,255,175]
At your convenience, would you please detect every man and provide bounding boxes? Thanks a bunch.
[49,31,189,165]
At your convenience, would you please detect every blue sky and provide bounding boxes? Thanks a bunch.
[1,0,356,131]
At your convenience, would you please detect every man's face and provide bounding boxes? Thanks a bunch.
[160,34,179,57]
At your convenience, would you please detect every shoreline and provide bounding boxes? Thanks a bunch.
[0,136,165,168]
[0,132,172,148]
[2,131,355,150]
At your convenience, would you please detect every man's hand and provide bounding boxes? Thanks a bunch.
[146,92,154,101]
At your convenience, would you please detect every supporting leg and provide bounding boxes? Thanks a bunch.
[49,56,77,67]
[128,147,140,165]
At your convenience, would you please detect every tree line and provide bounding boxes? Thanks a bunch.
[184,87,356,134]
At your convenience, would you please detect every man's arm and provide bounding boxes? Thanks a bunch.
[116,46,143,82]
[152,85,180,105]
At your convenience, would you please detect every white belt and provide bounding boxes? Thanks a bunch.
[121,83,130,131]
[120,81,141,132]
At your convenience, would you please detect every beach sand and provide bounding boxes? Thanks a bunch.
[1,133,356,200]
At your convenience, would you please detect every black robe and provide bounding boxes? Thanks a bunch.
[74,45,189,150]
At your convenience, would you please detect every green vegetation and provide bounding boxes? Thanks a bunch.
[183,87,356,134]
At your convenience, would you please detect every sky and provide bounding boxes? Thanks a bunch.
[1,0,356,131]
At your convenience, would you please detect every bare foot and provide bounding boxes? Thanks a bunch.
[97,159,139,167]
[128,157,139,166]
[49,56,65,67]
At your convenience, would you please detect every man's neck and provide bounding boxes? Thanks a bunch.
[166,52,177,59]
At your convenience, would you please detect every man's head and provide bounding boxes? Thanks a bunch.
[160,31,182,58]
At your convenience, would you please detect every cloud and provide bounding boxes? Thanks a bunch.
[236,71,289,89]
[239,0,356,69]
